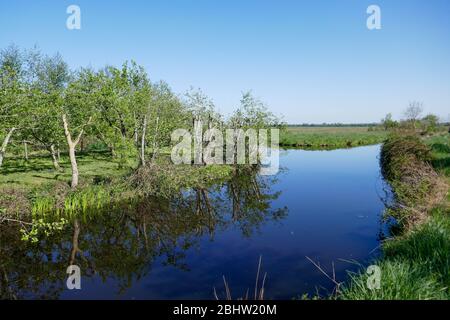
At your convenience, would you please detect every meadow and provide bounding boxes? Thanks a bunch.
[280,126,387,149]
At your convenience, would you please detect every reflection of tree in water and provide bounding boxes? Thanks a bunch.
[0,167,287,299]
[224,166,287,237]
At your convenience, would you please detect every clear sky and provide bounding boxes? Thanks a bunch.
[1,0,449,123]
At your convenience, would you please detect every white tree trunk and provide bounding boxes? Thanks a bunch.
[68,144,78,188]
[23,141,29,161]
[140,115,147,166]
[50,144,60,170]
[0,127,16,168]
[62,114,91,189]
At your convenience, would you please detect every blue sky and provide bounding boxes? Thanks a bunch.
[1,0,449,123]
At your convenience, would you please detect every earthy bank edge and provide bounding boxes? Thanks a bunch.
[0,155,234,235]
[340,132,450,300]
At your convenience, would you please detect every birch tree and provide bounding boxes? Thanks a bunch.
[62,69,96,188]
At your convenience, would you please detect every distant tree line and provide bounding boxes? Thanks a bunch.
[286,123,379,127]
[381,101,448,134]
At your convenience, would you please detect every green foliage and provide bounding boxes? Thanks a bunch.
[421,114,440,134]
[20,217,68,243]
[129,158,233,197]
[229,91,282,130]
[0,45,28,148]
[428,134,450,177]
[381,113,398,131]
[21,52,69,155]
[93,62,151,163]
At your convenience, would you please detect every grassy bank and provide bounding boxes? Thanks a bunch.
[280,126,387,149]
[341,132,450,300]
[0,150,233,228]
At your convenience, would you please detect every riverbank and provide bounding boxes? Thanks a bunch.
[0,150,233,238]
[341,132,450,299]
[280,126,387,149]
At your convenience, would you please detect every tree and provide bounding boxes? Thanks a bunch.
[421,114,439,134]
[0,45,27,168]
[183,87,222,164]
[126,62,152,165]
[229,92,281,129]
[381,113,397,131]
[93,62,151,167]
[62,69,97,188]
[403,101,423,129]
[146,81,190,163]
[24,52,70,170]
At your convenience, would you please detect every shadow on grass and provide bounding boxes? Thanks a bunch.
[1,150,115,176]
[431,142,450,154]
[432,157,450,172]
[430,143,450,174]
[0,162,55,175]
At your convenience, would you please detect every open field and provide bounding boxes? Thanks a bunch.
[280,126,388,149]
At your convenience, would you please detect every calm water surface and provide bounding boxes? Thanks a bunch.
[0,145,389,299]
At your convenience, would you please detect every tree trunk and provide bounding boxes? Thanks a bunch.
[0,127,16,168]
[151,116,160,162]
[50,144,60,170]
[68,144,78,188]
[23,141,28,161]
[110,146,116,157]
[140,115,147,166]
[69,219,80,265]
[134,112,139,146]
[62,114,90,189]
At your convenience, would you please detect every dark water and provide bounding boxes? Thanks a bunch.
[0,145,389,299]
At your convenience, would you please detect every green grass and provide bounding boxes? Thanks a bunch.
[427,133,450,177]
[342,210,450,299]
[0,148,235,223]
[0,150,132,188]
[0,151,133,227]
[280,126,387,149]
